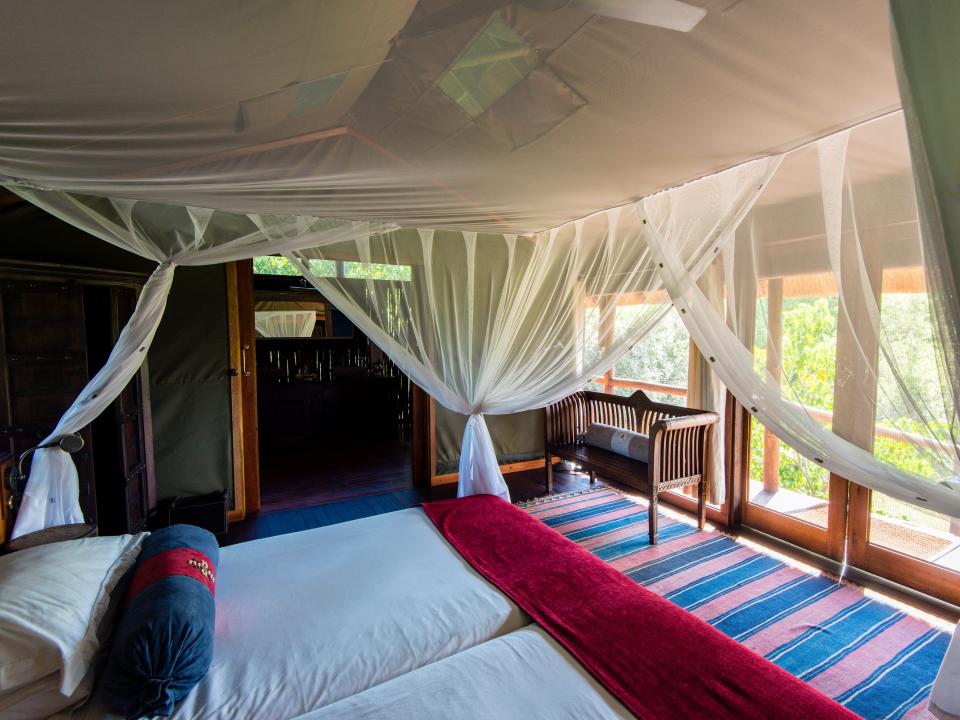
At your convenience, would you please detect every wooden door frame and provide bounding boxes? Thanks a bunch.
[231,263,432,513]
[226,260,260,522]
[736,268,852,561]
[411,384,433,487]
[109,284,157,532]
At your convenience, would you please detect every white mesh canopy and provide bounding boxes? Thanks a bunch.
[11,166,766,515]
[1,0,900,233]
[645,112,960,518]
[255,311,317,338]
[1,0,959,547]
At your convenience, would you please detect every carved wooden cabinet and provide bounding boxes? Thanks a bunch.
[0,263,156,535]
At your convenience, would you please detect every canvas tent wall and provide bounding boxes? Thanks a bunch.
[0,211,236,506]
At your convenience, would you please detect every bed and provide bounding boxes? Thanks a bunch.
[300,624,635,720]
[4,498,857,720]
[46,508,528,720]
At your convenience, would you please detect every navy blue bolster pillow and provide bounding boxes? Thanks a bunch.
[102,524,219,718]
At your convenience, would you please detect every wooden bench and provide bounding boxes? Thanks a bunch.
[544,390,720,544]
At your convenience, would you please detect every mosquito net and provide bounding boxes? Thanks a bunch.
[1,0,958,546]
[1,0,899,232]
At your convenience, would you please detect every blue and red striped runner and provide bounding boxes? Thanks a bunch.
[521,486,952,720]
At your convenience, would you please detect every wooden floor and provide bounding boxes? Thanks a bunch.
[224,464,590,546]
[258,434,412,513]
[229,453,959,624]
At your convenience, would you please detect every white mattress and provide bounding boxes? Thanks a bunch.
[68,508,528,720]
[301,624,634,720]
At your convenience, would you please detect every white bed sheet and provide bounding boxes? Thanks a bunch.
[67,508,528,720]
[301,624,634,720]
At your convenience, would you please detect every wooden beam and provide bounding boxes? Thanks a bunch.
[725,390,748,528]
[756,267,926,299]
[411,384,433,487]
[431,457,560,486]
[837,239,884,565]
[592,376,687,398]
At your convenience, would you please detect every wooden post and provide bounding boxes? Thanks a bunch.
[234,259,261,517]
[762,278,783,494]
[836,246,884,563]
[599,295,616,393]
[411,384,434,488]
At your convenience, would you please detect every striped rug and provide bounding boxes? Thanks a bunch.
[520,486,952,720]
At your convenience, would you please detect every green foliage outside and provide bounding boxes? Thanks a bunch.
[502,284,954,534]
[748,291,952,525]
[581,305,690,405]
[614,306,689,389]
[252,256,410,281]
[253,255,300,275]
[343,262,412,281]
[750,296,837,499]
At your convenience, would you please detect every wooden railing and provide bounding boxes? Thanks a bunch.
[594,377,948,457]
[592,376,688,398]
[762,400,951,495]
[800,405,950,455]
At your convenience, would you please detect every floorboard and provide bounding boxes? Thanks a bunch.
[224,465,590,546]
[258,434,413,513]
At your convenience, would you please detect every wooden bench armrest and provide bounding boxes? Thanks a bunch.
[651,411,720,433]
[649,412,718,486]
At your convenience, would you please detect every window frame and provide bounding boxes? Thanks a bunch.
[731,260,960,605]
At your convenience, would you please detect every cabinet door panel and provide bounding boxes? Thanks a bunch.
[111,287,154,532]
[0,279,96,520]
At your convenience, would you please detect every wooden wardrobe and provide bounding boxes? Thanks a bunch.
[0,260,155,538]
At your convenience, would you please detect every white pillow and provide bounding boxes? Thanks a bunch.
[0,533,146,698]
[0,665,95,720]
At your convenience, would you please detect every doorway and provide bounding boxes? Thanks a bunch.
[241,260,418,514]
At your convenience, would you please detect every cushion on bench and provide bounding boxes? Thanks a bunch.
[584,423,649,462]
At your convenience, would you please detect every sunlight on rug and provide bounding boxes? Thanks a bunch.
[519,486,951,720]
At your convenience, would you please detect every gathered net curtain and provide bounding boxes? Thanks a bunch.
[281,156,779,500]
[7,190,385,538]
[644,111,960,518]
[287,213,665,497]
[288,191,769,498]
[6,110,960,534]
[7,158,767,532]
[890,2,960,712]
[255,310,316,338]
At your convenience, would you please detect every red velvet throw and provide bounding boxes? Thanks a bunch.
[422,495,859,720]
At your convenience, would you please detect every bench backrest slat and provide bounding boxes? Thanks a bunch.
[546,389,708,447]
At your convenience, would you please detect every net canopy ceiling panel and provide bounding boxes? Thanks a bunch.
[0,0,901,234]
[8,1,960,534]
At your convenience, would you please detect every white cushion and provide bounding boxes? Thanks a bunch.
[584,422,649,462]
[0,533,146,697]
